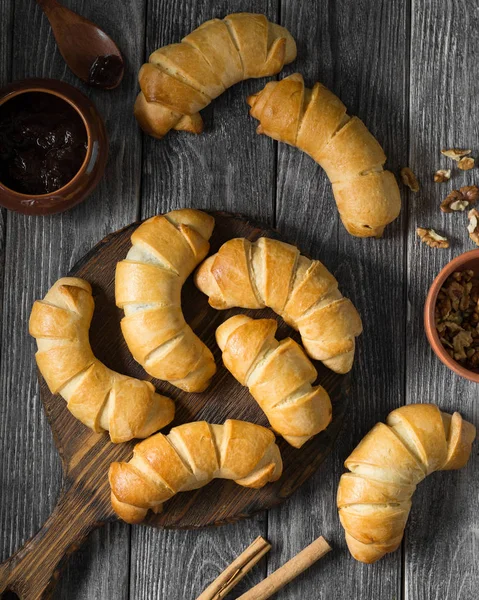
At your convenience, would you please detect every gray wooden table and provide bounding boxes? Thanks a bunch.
[1,1,478,599]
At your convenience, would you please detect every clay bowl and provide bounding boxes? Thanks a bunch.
[424,248,479,383]
[0,78,108,215]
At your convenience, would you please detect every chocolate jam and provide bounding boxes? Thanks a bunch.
[88,54,123,88]
[0,92,88,195]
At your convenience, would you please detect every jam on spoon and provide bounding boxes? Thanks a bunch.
[88,54,124,88]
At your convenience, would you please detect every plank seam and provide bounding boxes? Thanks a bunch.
[401,0,413,599]
[127,0,150,597]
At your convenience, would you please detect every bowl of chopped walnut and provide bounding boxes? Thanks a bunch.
[425,249,479,382]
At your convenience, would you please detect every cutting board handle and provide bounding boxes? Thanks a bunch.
[0,482,104,599]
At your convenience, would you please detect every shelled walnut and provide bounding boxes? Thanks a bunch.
[434,169,451,183]
[417,228,449,248]
[468,209,479,246]
[400,167,419,192]
[441,148,472,161]
[441,186,479,213]
[435,270,479,368]
[458,156,475,171]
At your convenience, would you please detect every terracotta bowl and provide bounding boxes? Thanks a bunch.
[0,78,108,215]
[424,248,479,383]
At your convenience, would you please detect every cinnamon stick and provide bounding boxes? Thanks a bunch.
[237,536,332,600]
[196,536,271,600]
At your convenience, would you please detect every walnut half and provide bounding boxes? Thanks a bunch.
[434,169,451,183]
[400,167,419,192]
[441,185,479,213]
[441,148,472,161]
[468,209,479,246]
[417,227,450,248]
[458,156,475,171]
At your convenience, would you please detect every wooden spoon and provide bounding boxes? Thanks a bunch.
[35,0,124,89]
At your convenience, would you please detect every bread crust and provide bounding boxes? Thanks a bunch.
[135,13,297,138]
[116,210,216,392]
[337,404,476,563]
[216,315,332,448]
[109,419,283,523]
[195,237,362,373]
[29,278,175,443]
[248,74,401,238]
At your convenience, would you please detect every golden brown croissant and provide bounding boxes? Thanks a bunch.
[135,13,296,138]
[247,74,401,238]
[216,315,332,448]
[337,404,476,563]
[195,236,362,373]
[109,419,283,523]
[29,278,175,443]
[116,209,216,392]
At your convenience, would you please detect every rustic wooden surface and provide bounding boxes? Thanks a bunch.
[0,1,478,599]
[0,214,348,599]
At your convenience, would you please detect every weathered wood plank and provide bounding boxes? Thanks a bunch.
[0,0,15,565]
[131,1,279,598]
[269,1,409,598]
[0,0,12,343]
[2,1,477,598]
[406,2,479,599]
[139,0,278,223]
[0,1,145,598]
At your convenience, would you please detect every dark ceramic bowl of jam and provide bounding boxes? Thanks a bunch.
[0,78,108,215]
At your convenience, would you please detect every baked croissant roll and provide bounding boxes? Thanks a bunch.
[195,236,362,373]
[135,13,296,138]
[247,74,401,238]
[29,278,175,443]
[337,404,476,563]
[216,316,332,448]
[116,209,216,392]
[109,419,283,523]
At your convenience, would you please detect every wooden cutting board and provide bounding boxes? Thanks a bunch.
[0,212,349,600]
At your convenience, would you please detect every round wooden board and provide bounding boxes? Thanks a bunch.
[39,211,349,529]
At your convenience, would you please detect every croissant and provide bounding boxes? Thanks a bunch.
[109,419,283,523]
[195,236,362,373]
[247,74,401,238]
[29,278,175,443]
[116,209,216,392]
[216,315,332,448]
[135,13,296,138]
[337,404,476,563]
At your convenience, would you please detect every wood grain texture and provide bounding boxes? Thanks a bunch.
[139,0,278,222]
[268,0,409,598]
[0,207,347,598]
[2,0,479,598]
[406,2,479,599]
[0,0,12,592]
[132,2,280,598]
[4,215,327,600]
[0,0,12,366]
[0,1,145,598]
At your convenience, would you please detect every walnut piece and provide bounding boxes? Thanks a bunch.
[400,167,419,192]
[461,185,479,202]
[434,169,452,183]
[417,227,450,248]
[468,209,479,246]
[441,148,472,161]
[435,269,479,368]
[458,156,475,171]
[441,185,479,213]
[453,330,473,360]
